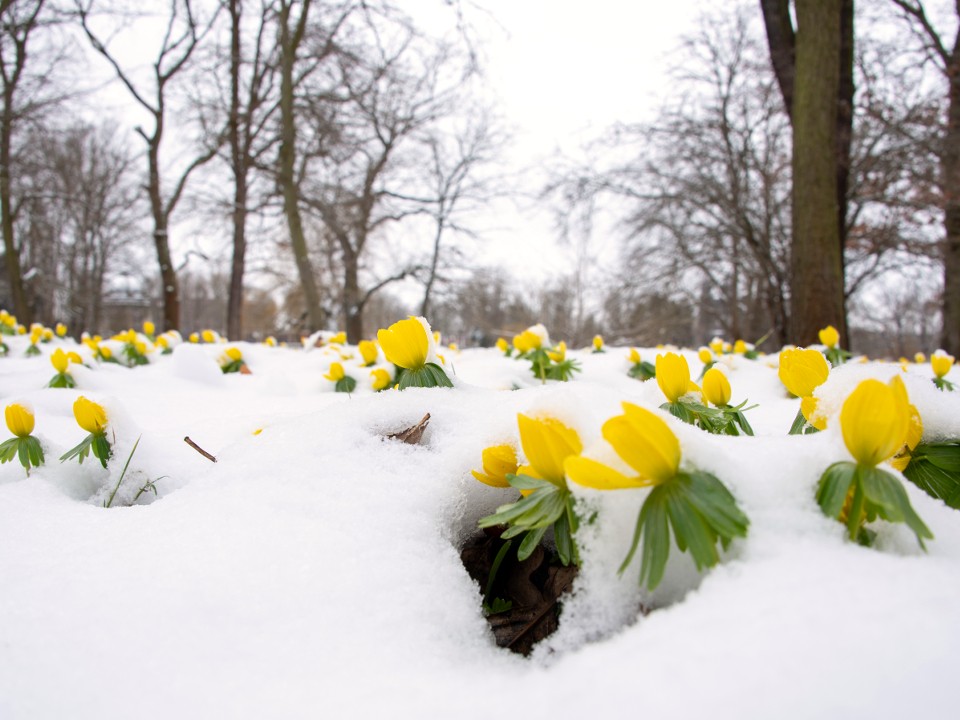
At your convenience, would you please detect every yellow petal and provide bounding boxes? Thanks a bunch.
[840,379,910,466]
[73,396,107,434]
[604,403,680,483]
[377,317,428,370]
[778,347,830,397]
[471,444,518,488]
[800,396,827,431]
[324,362,345,382]
[698,347,713,364]
[358,340,379,366]
[225,347,243,362]
[517,414,582,486]
[701,367,731,407]
[50,348,69,374]
[593,335,604,350]
[565,456,653,490]
[931,351,954,379]
[628,348,641,364]
[818,325,839,348]
[370,368,392,390]
[655,352,691,403]
[5,403,35,438]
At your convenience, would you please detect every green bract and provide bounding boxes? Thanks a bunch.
[0,435,44,475]
[396,363,453,390]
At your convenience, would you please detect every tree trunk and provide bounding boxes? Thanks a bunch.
[420,216,445,317]
[0,99,28,323]
[789,0,846,345]
[941,47,960,354]
[278,0,324,331]
[226,0,246,340]
[342,251,363,343]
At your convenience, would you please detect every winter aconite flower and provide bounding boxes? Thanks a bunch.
[628,348,656,381]
[779,347,830,398]
[819,325,839,348]
[656,352,696,403]
[220,347,245,374]
[1,403,44,475]
[931,350,955,390]
[817,377,932,547]
[370,368,392,391]
[61,396,112,468]
[512,329,542,354]
[48,348,77,389]
[478,414,583,565]
[471,444,518,488]
[566,402,749,589]
[358,340,379,366]
[325,362,356,393]
[592,335,605,353]
[377,317,451,389]
[701,367,731,407]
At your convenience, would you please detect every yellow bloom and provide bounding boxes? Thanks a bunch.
[324,362,345,382]
[818,325,840,348]
[931,350,954,379]
[778,347,829,398]
[156,335,169,349]
[701,367,731,407]
[17,325,26,335]
[512,329,542,354]
[628,347,641,364]
[134,341,147,355]
[67,351,82,364]
[370,368,392,391]
[495,337,509,353]
[709,337,725,354]
[225,347,243,362]
[656,352,697,403]
[566,402,680,490]
[890,376,923,472]
[471,444,519,488]
[73,396,107,435]
[377,317,428,370]
[5,403,35,438]
[516,414,582,487]
[698,347,713,364]
[264,336,277,347]
[547,341,567,363]
[733,339,747,354]
[800,396,827,431]
[593,335,604,351]
[329,331,347,345]
[358,340,379,366]
[189,333,199,343]
[840,379,910,467]
[201,329,215,343]
[143,321,155,336]
[914,352,926,364]
[50,348,69,374]
[100,346,112,359]
[55,323,67,337]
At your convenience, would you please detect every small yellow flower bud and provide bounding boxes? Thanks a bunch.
[50,348,69,374]
[931,350,954,379]
[5,403,35,438]
[143,321,155,336]
[701,367,731,407]
[55,323,67,337]
[73,396,107,435]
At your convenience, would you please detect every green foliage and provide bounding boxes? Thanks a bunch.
[629,360,656,381]
[122,343,150,367]
[221,359,244,374]
[823,346,852,368]
[903,443,960,509]
[47,372,76,389]
[478,473,579,566]
[933,376,956,392]
[60,431,113,469]
[545,357,581,382]
[788,408,820,435]
[662,399,754,436]
[24,344,40,357]
[0,435,45,474]
[817,461,933,548]
[104,435,141,508]
[397,362,453,389]
[620,471,749,590]
[335,375,357,394]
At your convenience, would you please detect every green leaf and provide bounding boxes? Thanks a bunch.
[47,373,75,389]
[553,506,576,566]
[484,539,513,600]
[683,471,750,540]
[860,466,933,549]
[788,408,808,435]
[629,361,656,381]
[335,376,357,394]
[0,437,18,463]
[665,485,719,570]
[816,462,856,519]
[92,434,112,469]
[637,486,671,590]
[398,363,453,389]
[60,434,95,465]
[517,526,548,561]
[505,473,552,492]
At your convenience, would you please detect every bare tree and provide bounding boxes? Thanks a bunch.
[75,0,223,332]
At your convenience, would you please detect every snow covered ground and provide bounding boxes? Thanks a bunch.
[1,332,959,719]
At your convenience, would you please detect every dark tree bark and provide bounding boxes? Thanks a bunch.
[0,0,44,324]
[226,0,247,340]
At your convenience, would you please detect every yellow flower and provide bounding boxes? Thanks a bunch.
[471,444,519,488]
[225,347,243,362]
[914,352,926,364]
[264,336,277,347]
[324,362,345,382]
[201,329,215,343]
[709,337,725,354]
[656,352,697,403]
[17,325,26,335]
[512,329,542,354]
[516,414,582,487]
[890,376,923,472]
[100,346,112,359]
[73,396,107,435]
[370,368,392,391]
[5,403,35,438]
[566,402,680,490]
[329,331,347,345]
[778,347,830,398]
[593,335,604,351]
[495,337,509,353]
[67,351,83,364]
[134,341,147,355]
[628,348,641,364]
[358,340,379,366]
[840,379,910,467]
[55,323,67,337]
[701,367,731,407]
[157,335,169,349]
[800,396,827,431]
[50,348,69,374]
[41,328,53,341]
[818,325,840,348]
[698,347,713,364]
[377,317,428,370]
[931,350,954,379]
[143,321,155,336]
[189,333,199,343]
[733,339,747,354]
[547,341,567,363]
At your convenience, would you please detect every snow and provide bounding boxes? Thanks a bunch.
[1,336,959,719]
